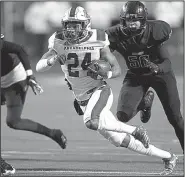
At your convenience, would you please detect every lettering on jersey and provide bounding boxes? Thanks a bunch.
[132,51,144,55]
[64,46,94,50]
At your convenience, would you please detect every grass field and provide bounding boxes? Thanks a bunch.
[1,72,184,176]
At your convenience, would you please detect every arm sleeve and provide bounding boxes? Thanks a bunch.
[156,44,172,74]
[3,41,32,74]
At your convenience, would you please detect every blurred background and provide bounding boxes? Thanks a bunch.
[1,1,184,76]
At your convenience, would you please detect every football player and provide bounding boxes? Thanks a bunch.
[105,1,184,153]
[36,6,177,175]
[1,156,15,176]
[1,34,67,154]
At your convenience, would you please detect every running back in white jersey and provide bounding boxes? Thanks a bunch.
[48,29,110,101]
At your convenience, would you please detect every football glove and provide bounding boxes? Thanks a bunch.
[87,60,111,80]
[144,59,160,75]
[27,75,44,95]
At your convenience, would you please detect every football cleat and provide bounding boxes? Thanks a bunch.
[1,157,16,176]
[51,129,67,149]
[132,126,150,148]
[160,154,178,176]
[140,90,154,123]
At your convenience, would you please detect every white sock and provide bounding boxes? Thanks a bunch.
[127,135,171,159]
[98,109,136,134]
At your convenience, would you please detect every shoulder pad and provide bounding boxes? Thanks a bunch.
[96,29,106,41]
[105,25,120,42]
[55,31,64,40]
[150,20,172,42]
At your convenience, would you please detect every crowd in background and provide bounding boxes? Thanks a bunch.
[1,1,184,75]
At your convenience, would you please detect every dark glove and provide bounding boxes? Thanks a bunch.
[27,75,43,95]
[144,59,160,75]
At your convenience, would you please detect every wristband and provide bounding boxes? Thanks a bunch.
[26,69,33,76]
[47,56,57,66]
[107,71,113,79]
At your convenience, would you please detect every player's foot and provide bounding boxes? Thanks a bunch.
[160,154,178,176]
[132,126,150,148]
[51,129,67,149]
[1,157,16,176]
[140,90,154,123]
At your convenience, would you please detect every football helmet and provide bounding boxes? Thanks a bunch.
[120,1,148,36]
[61,6,91,42]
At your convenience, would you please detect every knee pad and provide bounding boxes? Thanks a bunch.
[117,111,131,122]
[98,129,127,147]
[85,119,99,130]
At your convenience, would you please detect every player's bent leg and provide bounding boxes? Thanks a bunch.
[121,134,178,175]
[153,73,184,150]
[4,81,67,149]
[83,86,138,134]
[139,90,154,123]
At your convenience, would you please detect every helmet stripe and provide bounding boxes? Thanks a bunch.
[69,6,77,17]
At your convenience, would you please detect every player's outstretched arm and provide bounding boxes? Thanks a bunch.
[36,49,58,72]
[100,46,121,79]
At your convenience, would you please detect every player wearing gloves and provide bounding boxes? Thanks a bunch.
[106,1,184,153]
[36,6,177,174]
[1,34,67,157]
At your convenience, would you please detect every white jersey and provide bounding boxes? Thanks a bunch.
[48,29,110,101]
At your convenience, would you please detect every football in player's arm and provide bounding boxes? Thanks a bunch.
[36,5,178,175]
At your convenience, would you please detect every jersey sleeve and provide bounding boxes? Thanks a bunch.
[48,32,57,49]
[3,41,32,74]
[152,21,172,45]
[95,29,110,48]
[105,27,118,52]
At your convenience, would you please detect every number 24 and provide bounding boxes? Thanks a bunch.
[67,53,91,77]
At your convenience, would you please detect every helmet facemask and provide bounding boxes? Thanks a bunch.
[62,19,90,42]
[120,15,146,36]
[120,1,147,36]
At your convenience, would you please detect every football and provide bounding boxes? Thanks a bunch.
[88,60,111,73]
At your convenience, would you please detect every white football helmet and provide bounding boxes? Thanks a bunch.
[61,6,91,42]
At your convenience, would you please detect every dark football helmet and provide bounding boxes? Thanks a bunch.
[120,1,148,36]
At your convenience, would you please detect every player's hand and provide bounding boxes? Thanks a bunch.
[87,69,103,80]
[87,60,109,80]
[27,75,44,95]
[144,59,159,75]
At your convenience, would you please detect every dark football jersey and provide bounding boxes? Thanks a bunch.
[106,20,172,74]
[1,41,30,76]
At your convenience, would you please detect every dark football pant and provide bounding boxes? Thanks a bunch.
[117,70,184,150]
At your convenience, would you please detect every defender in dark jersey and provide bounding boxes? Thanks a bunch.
[106,1,184,151]
[1,34,67,153]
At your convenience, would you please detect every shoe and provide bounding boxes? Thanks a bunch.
[51,129,67,149]
[1,157,16,176]
[140,90,154,123]
[160,154,178,175]
[132,126,150,148]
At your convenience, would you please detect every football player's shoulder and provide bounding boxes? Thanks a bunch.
[148,20,172,41]
[105,25,120,42]
[90,28,107,42]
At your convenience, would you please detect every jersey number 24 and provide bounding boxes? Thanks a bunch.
[67,53,92,77]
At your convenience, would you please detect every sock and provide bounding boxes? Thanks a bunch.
[11,118,53,137]
[98,109,136,134]
[127,135,171,159]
